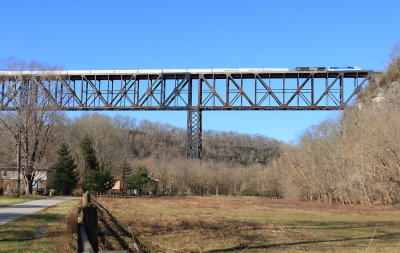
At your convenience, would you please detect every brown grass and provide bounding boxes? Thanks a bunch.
[95,196,400,252]
[63,213,78,235]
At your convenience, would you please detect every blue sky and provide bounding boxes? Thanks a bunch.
[1,0,399,142]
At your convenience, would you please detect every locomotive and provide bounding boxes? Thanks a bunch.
[294,66,361,71]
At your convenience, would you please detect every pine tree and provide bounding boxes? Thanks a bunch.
[121,160,132,194]
[80,135,115,193]
[50,143,78,196]
[79,134,99,171]
[128,166,150,195]
[84,169,115,193]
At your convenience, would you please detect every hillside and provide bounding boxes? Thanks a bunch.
[272,48,400,205]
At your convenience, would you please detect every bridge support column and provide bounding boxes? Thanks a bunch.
[186,108,202,159]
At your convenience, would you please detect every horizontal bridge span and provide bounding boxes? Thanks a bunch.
[0,69,373,111]
[1,106,345,111]
[0,69,371,79]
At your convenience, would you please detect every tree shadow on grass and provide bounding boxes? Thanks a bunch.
[1,213,64,226]
[0,204,48,209]
[0,229,36,242]
[20,213,64,223]
[286,220,400,230]
[0,213,64,242]
[93,198,148,252]
[204,231,400,252]
[0,231,63,243]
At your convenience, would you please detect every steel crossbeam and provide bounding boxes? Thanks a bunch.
[0,69,373,159]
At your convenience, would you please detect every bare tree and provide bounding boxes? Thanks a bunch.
[0,58,62,194]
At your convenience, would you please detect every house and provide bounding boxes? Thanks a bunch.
[0,168,23,195]
[111,173,124,194]
[111,172,159,196]
[0,165,47,195]
[147,174,159,196]
[32,171,48,195]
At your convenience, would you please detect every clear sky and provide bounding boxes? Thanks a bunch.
[1,0,399,142]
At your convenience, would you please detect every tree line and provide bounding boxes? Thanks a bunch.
[50,115,282,196]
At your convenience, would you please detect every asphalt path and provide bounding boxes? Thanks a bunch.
[0,197,80,227]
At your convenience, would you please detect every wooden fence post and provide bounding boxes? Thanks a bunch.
[83,191,91,207]
[79,191,98,252]
[83,206,98,252]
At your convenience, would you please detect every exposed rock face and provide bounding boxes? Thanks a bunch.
[359,80,400,109]
[378,81,400,105]
[356,102,364,110]
[372,92,385,105]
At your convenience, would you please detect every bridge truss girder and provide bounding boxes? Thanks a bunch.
[0,70,373,159]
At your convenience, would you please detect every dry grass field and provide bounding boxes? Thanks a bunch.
[94,196,400,252]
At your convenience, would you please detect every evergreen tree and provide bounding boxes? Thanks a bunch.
[80,135,115,193]
[79,134,98,171]
[128,166,150,195]
[50,143,78,196]
[121,160,132,194]
[84,169,115,193]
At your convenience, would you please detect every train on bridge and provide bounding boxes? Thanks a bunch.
[294,66,361,71]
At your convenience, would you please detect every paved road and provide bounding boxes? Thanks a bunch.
[0,197,80,227]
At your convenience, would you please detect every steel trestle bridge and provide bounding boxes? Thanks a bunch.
[0,68,373,159]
